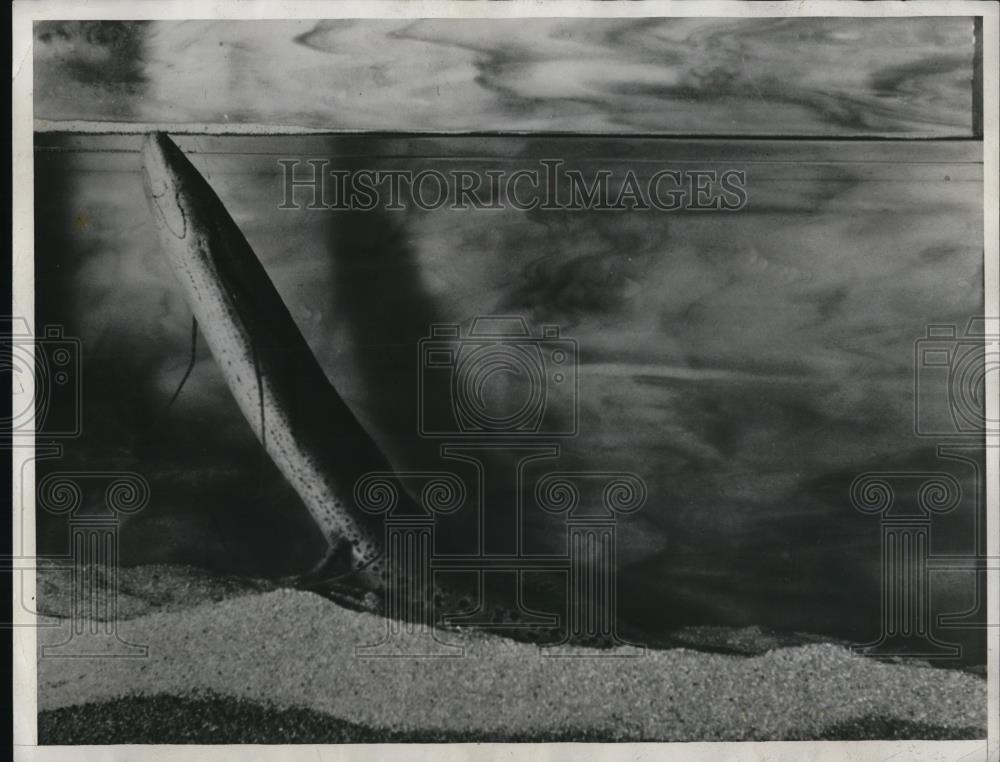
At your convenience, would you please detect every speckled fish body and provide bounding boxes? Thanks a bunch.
[140,132,385,589]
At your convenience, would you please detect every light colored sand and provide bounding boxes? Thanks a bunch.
[37,578,986,741]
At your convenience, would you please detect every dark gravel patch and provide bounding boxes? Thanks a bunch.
[815,716,985,741]
[38,693,986,744]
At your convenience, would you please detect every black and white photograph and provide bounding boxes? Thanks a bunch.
[8,1,999,758]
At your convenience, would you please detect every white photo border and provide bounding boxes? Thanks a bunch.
[11,2,999,760]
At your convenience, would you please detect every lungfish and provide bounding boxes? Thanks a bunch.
[141,132,390,593]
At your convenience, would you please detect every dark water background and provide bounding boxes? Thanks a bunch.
[33,134,986,664]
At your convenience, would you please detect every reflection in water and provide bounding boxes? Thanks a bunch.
[34,19,975,135]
